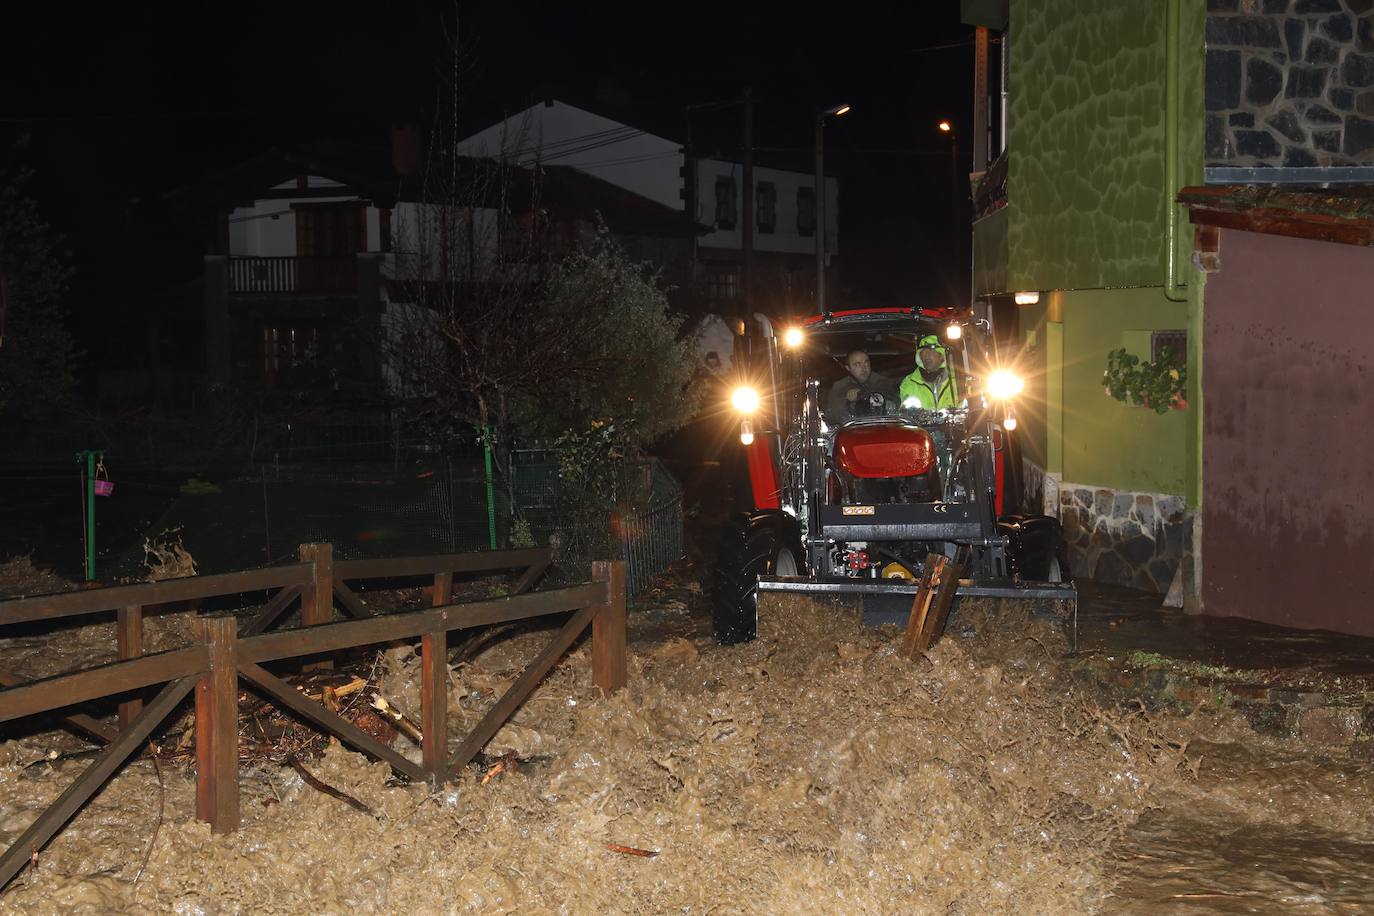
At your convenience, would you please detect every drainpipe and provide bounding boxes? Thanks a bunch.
[1164,0,1187,302]
[999,29,1008,156]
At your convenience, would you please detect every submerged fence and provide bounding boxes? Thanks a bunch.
[0,544,628,890]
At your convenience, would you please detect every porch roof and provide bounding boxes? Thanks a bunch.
[1179,184,1374,247]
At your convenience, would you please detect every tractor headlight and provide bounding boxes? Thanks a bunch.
[945,322,962,341]
[782,327,804,348]
[731,386,761,414]
[986,370,1024,400]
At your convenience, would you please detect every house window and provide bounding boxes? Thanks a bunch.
[715,176,737,230]
[756,182,777,234]
[1152,330,1187,365]
[262,325,322,387]
[703,265,739,304]
[796,186,816,237]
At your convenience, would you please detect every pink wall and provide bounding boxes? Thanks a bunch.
[1203,229,1374,636]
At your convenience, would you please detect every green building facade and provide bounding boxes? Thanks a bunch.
[965,0,1206,594]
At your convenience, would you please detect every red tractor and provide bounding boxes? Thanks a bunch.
[713,306,1075,644]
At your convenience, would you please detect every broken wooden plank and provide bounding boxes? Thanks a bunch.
[901,554,946,661]
[916,558,965,653]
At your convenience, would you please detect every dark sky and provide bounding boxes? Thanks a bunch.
[1,2,975,367]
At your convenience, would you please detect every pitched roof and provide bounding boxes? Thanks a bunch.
[165,140,707,238]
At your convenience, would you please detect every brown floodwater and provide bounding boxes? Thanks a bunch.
[1106,736,1374,913]
[2,564,1372,913]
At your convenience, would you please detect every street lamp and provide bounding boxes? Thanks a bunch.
[815,102,850,317]
[937,119,958,225]
[937,119,961,275]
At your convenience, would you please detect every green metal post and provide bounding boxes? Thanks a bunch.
[79,450,97,580]
[482,429,497,550]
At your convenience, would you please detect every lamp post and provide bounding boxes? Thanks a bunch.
[815,102,850,317]
[937,119,959,240]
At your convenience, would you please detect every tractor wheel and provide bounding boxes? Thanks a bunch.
[712,513,802,645]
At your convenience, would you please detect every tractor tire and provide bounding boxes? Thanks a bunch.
[712,512,802,645]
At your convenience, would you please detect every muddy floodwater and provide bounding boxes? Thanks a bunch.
[1107,734,1374,913]
[1,568,1372,913]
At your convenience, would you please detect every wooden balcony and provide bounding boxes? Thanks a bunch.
[228,256,358,295]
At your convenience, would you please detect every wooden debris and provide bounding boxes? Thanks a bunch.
[287,757,373,815]
[370,696,423,744]
[304,676,366,703]
[480,751,521,785]
[605,843,659,858]
[901,554,945,660]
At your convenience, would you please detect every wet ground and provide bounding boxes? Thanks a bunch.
[1077,581,1374,685]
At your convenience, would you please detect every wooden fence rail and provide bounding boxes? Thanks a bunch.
[0,544,619,891]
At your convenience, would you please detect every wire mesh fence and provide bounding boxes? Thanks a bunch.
[511,451,684,600]
[103,444,682,600]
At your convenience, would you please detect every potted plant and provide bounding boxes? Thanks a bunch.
[1103,346,1187,413]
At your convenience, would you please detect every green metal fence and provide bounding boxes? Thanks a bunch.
[511,450,683,599]
[107,446,682,600]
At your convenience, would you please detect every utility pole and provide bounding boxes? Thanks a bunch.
[815,103,851,317]
[815,116,824,316]
[741,88,754,325]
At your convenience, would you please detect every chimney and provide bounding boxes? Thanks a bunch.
[391,124,420,176]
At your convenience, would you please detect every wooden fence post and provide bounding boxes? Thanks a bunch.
[591,560,627,694]
[432,571,453,608]
[299,543,335,627]
[116,605,144,728]
[300,543,334,671]
[421,627,448,784]
[193,615,240,834]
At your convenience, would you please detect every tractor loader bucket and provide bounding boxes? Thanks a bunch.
[758,575,1078,650]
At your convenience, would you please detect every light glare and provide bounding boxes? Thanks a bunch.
[731,386,761,414]
[1013,291,1040,306]
[987,370,1024,399]
[945,323,962,341]
[783,327,804,348]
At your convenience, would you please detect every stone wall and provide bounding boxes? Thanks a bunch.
[1206,0,1374,166]
[1058,482,1192,595]
[1022,459,1192,595]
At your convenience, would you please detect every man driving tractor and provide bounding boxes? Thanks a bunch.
[826,349,898,421]
[900,334,961,410]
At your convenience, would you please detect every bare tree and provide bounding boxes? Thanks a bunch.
[377,12,697,520]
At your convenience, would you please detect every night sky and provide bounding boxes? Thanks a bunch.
[1,1,974,375]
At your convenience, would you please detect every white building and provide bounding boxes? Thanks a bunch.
[459,99,840,314]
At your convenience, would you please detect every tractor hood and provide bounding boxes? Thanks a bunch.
[833,422,936,479]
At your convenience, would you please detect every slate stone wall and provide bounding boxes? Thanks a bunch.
[1206,0,1374,167]
[1059,481,1192,594]
[1022,459,1191,594]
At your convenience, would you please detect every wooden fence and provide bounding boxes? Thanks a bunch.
[0,544,627,890]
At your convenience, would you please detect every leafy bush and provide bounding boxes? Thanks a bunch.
[1103,347,1186,414]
